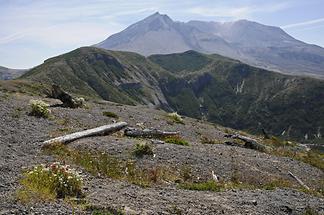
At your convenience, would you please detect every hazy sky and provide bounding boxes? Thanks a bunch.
[1,0,324,68]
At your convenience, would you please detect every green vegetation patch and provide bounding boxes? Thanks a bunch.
[179,178,293,192]
[259,136,324,171]
[149,50,211,74]
[43,143,177,187]
[271,148,324,171]
[179,180,223,192]
[102,111,118,119]
[164,136,189,146]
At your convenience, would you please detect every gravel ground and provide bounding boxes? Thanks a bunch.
[0,91,323,214]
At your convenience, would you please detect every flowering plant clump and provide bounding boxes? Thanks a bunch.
[167,112,184,124]
[29,99,51,118]
[20,162,82,200]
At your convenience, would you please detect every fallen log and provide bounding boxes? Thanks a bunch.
[288,171,310,190]
[124,127,179,138]
[224,134,268,152]
[44,122,127,145]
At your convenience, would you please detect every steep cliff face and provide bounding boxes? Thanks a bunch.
[152,52,324,141]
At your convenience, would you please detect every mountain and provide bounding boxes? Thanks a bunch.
[0,66,27,80]
[21,47,324,142]
[96,12,324,78]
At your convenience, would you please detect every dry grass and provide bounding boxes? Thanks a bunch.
[270,148,324,171]
[201,136,223,144]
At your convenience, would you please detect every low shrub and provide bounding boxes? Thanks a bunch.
[17,162,82,202]
[224,128,233,134]
[72,97,85,108]
[133,142,154,157]
[11,107,23,118]
[29,99,51,118]
[102,111,118,119]
[167,112,184,124]
[165,136,189,146]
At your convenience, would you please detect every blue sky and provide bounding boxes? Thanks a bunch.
[1,0,324,69]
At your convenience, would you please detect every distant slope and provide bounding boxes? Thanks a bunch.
[148,50,214,74]
[96,12,324,78]
[21,47,324,141]
[21,47,169,107]
[0,66,27,80]
[151,51,324,141]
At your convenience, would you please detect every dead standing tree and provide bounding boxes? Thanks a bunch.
[51,85,84,108]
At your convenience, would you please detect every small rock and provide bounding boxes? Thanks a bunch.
[280,205,293,213]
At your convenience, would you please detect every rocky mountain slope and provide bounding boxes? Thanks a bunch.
[0,90,323,214]
[21,47,169,107]
[0,66,27,80]
[149,51,324,142]
[96,12,324,78]
[21,47,324,142]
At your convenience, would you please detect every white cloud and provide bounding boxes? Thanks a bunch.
[187,2,290,19]
[281,17,324,29]
[0,0,161,68]
[0,0,157,46]
[188,6,251,19]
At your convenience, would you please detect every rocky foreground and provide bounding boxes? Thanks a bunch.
[0,91,323,214]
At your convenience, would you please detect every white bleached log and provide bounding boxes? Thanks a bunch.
[288,171,310,190]
[211,171,219,182]
[44,122,127,145]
